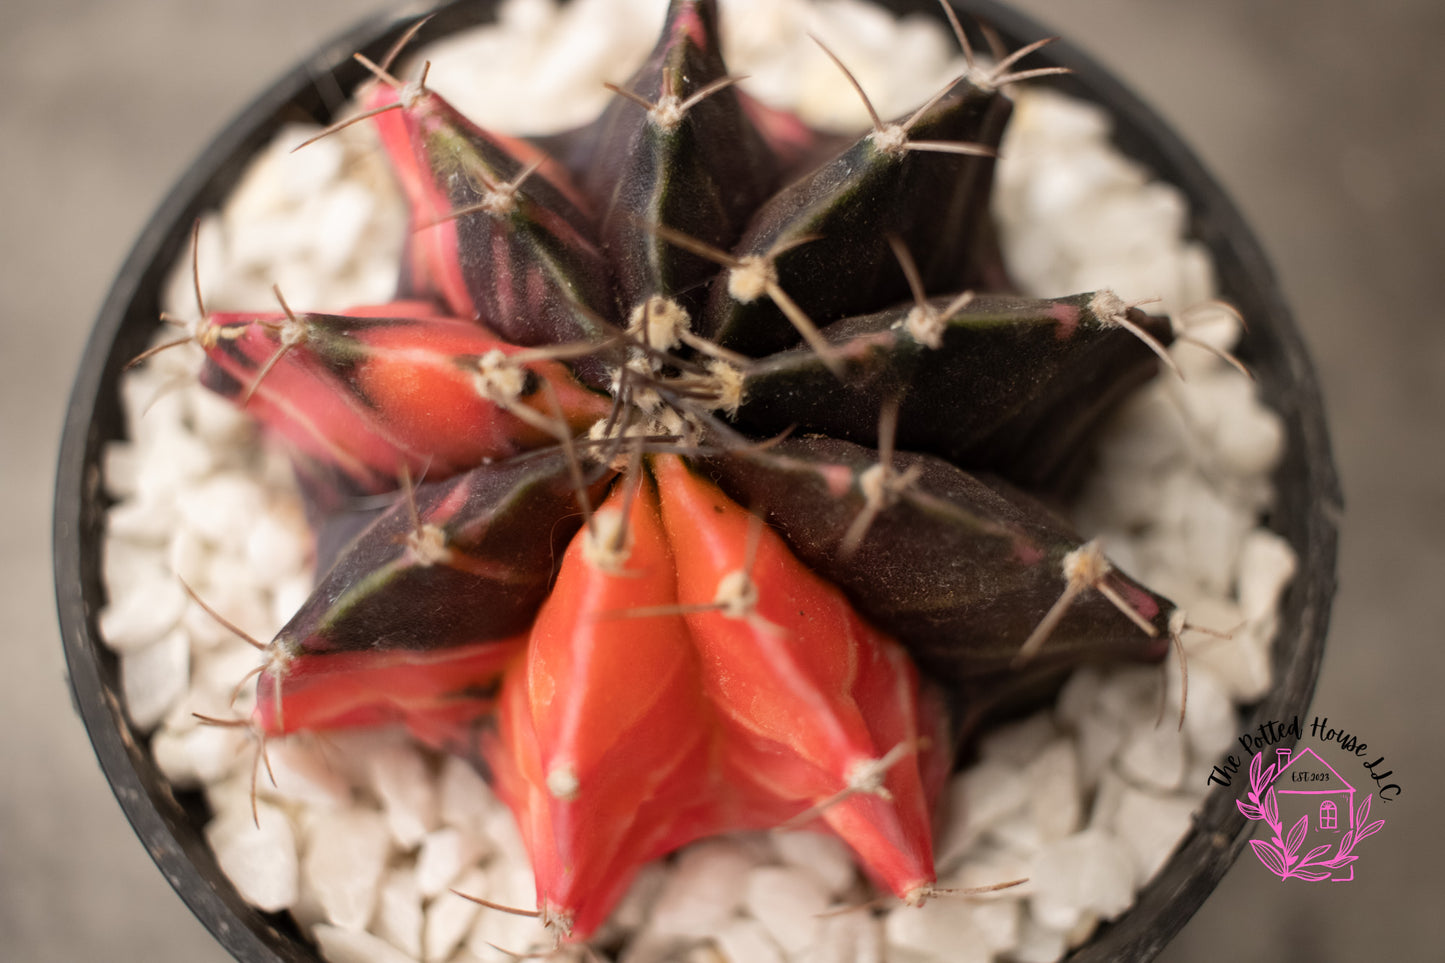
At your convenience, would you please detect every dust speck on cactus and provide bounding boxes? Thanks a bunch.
[103,0,1296,959]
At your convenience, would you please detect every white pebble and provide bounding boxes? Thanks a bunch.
[303,808,393,931]
[134,426,217,502]
[647,838,760,940]
[1237,529,1298,621]
[1117,720,1186,791]
[1030,830,1135,930]
[153,710,248,787]
[1026,741,1082,842]
[424,867,487,963]
[314,924,421,963]
[367,741,440,848]
[375,868,425,960]
[98,570,187,653]
[255,738,353,809]
[770,830,859,897]
[310,182,377,274]
[936,759,1028,869]
[884,899,991,963]
[743,865,828,955]
[1073,713,1125,792]
[207,802,299,912]
[120,626,190,729]
[1012,916,1068,963]
[609,861,668,934]
[1214,393,1285,477]
[107,493,181,543]
[1110,786,1198,884]
[714,918,786,963]
[464,863,551,961]
[438,755,500,838]
[415,827,488,899]
[176,472,269,545]
[245,507,310,577]
[1181,665,1238,761]
[803,908,885,963]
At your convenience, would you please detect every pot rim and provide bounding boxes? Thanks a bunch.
[53,2,1341,961]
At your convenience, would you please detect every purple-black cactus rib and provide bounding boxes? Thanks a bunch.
[698,73,1011,357]
[579,0,781,312]
[700,435,1173,693]
[733,293,1173,490]
[272,450,615,660]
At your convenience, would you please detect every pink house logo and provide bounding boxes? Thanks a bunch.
[1238,746,1384,881]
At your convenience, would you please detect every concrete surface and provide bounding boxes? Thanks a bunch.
[3,0,1440,960]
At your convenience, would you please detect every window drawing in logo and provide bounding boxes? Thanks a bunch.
[1237,747,1384,881]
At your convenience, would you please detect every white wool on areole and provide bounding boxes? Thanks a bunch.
[97,1,1294,961]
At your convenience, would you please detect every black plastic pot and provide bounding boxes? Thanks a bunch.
[54,1,1340,961]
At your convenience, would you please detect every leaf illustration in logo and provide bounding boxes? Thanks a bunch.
[1293,868,1332,882]
[1237,800,1263,820]
[1355,793,1372,830]
[1250,838,1288,878]
[1285,814,1308,860]
[1263,786,1280,827]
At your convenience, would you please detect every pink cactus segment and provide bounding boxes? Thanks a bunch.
[200,311,417,492]
[1107,576,1162,623]
[365,79,602,326]
[363,82,476,319]
[653,455,939,898]
[252,634,527,737]
[737,89,822,172]
[1048,302,1081,339]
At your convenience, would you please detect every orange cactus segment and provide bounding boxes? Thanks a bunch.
[485,476,724,940]
[817,638,941,899]
[652,454,874,782]
[351,317,611,463]
[525,476,705,786]
[652,454,940,899]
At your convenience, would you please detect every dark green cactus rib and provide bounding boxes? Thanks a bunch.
[271,451,615,659]
[701,435,1173,692]
[697,71,1011,357]
[581,0,780,312]
[732,292,1173,488]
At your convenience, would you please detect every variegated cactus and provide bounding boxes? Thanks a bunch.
[180,0,1187,941]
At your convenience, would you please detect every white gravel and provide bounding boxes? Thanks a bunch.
[98,1,1297,961]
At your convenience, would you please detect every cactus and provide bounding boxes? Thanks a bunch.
[178,0,1193,943]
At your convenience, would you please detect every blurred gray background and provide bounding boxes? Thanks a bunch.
[4,0,1441,960]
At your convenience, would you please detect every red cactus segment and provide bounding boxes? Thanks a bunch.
[197,306,610,495]
[652,454,939,899]
[347,316,611,466]
[485,477,723,938]
[252,634,526,737]
[198,309,412,497]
